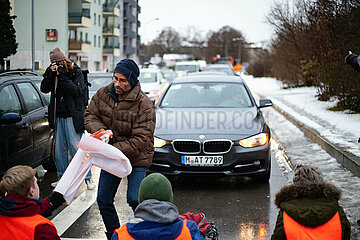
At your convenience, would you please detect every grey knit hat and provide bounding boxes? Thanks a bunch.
[293,161,324,184]
[49,47,66,62]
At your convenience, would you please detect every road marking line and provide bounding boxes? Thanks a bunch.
[52,167,99,236]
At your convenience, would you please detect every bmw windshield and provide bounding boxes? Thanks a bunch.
[160,82,253,108]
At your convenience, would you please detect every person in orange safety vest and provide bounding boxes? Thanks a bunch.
[111,173,204,240]
[271,161,350,240]
[0,165,65,240]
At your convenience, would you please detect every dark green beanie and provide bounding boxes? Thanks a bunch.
[138,173,173,203]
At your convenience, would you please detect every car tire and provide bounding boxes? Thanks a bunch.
[42,137,57,172]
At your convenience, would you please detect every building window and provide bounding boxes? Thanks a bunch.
[85,33,88,42]
[79,32,83,42]
[69,30,76,41]
[98,36,101,48]
[98,15,101,26]
[94,13,96,25]
[94,35,96,47]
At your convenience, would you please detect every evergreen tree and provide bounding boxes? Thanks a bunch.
[0,0,18,67]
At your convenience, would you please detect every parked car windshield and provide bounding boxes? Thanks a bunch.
[175,65,197,73]
[89,77,112,91]
[160,82,253,108]
[203,67,234,76]
[139,72,157,83]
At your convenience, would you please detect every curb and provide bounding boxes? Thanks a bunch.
[272,104,360,178]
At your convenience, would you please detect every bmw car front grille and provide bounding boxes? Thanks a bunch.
[203,140,233,154]
[172,140,201,154]
[172,139,232,154]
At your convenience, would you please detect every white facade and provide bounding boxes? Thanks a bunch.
[6,0,140,73]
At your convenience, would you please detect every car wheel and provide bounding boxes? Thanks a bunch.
[42,137,57,172]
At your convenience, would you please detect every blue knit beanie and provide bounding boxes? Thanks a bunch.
[114,59,139,88]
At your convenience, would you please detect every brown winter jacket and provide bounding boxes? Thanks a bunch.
[84,82,156,167]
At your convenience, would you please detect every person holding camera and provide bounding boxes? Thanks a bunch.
[345,51,360,143]
[345,51,360,73]
[40,47,95,190]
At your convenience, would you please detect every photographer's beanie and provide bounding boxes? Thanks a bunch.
[114,58,140,88]
[138,173,174,203]
[50,48,66,62]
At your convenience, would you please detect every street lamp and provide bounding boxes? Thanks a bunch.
[142,17,159,44]
[142,18,159,62]
[112,0,120,70]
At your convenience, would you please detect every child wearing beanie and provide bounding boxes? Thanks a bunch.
[110,173,204,240]
[271,161,350,240]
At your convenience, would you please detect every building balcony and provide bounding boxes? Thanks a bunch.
[103,47,120,57]
[137,5,141,13]
[68,40,92,53]
[103,26,120,37]
[103,5,120,16]
[68,11,91,28]
[124,28,136,38]
[123,45,135,55]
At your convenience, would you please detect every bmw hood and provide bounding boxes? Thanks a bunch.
[155,108,265,140]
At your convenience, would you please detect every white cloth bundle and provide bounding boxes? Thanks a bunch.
[54,132,132,204]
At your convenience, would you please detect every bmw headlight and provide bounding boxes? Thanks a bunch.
[238,133,268,148]
[154,137,167,148]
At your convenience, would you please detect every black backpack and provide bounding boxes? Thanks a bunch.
[81,69,91,107]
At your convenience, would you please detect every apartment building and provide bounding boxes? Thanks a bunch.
[7,0,140,72]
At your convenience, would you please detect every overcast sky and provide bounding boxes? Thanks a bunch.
[138,0,281,45]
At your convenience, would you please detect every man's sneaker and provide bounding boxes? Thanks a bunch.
[51,180,59,188]
[85,179,96,190]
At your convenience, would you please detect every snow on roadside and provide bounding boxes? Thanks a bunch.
[243,75,360,156]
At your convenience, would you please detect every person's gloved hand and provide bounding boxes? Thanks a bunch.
[47,191,65,209]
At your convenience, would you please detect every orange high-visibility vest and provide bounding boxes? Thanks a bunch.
[114,219,192,240]
[283,211,342,240]
[0,214,57,240]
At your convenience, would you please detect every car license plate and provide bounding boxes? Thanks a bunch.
[181,155,223,166]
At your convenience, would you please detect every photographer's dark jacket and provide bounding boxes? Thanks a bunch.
[41,63,85,133]
[84,82,156,167]
[345,53,360,73]
[271,183,350,240]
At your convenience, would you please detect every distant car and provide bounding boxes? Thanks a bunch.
[161,69,178,82]
[203,64,236,76]
[87,72,113,101]
[0,71,55,174]
[150,74,273,182]
[187,72,227,76]
[139,68,167,100]
[175,61,200,73]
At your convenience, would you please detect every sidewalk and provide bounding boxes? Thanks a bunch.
[243,75,360,177]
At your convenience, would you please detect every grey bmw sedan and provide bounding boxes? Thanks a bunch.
[150,74,273,182]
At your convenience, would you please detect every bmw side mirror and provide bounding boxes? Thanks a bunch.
[0,113,22,124]
[259,99,273,108]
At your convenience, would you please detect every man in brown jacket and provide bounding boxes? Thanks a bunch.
[84,59,156,240]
